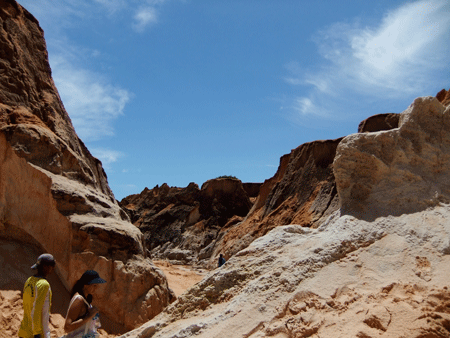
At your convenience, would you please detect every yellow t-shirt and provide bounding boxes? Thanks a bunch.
[18,276,52,338]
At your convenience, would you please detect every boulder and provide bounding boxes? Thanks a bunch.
[334,96,450,220]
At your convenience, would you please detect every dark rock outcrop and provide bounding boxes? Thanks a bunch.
[120,178,253,264]
[358,113,400,133]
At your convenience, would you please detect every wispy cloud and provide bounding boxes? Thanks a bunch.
[16,0,177,175]
[90,148,124,171]
[50,52,130,142]
[17,0,131,142]
[286,0,450,118]
[131,0,172,32]
[132,6,159,32]
[16,0,175,142]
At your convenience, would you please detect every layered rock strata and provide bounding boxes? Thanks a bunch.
[0,0,173,331]
[206,138,343,268]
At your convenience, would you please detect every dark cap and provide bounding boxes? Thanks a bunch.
[31,253,56,269]
[80,270,106,285]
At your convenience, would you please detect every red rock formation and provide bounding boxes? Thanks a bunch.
[122,93,450,338]
[0,0,173,332]
[436,88,450,107]
[358,113,399,133]
[242,183,262,198]
[0,1,112,198]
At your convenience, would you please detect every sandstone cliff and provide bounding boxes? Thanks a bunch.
[208,138,343,268]
[120,96,450,338]
[0,0,173,331]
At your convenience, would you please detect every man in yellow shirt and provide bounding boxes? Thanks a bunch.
[19,253,56,338]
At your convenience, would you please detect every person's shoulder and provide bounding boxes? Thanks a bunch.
[70,293,88,310]
[36,277,51,289]
[25,276,34,283]
[71,294,86,305]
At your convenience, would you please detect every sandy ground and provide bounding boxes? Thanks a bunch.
[0,240,206,337]
[152,260,206,297]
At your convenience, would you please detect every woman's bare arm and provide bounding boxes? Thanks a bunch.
[64,296,98,333]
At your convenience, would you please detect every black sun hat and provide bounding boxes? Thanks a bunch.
[80,270,106,285]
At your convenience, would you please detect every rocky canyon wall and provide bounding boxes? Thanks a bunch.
[0,0,174,331]
[120,178,253,265]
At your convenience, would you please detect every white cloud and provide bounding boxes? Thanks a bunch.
[90,148,124,170]
[51,53,130,142]
[17,0,170,34]
[294,98,316,116]
[286,0,450,119]
[132,6,159,32]
[348,0,450,91]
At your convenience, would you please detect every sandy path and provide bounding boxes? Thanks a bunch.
[153,260,207,297]
[0,240,206,337]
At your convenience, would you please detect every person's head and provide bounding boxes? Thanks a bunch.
[71,270,106,301]
[219,254,223,258]
[31,253,56,277]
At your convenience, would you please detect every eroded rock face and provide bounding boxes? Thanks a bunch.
[0,0,173,331]
[120,179,252,264]
[207,138,342,268]
[0,2,113,198]
[334,96,450,220]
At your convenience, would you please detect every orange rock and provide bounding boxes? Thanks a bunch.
[0,0,173,333]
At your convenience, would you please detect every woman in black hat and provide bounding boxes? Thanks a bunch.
[63,270,106,338]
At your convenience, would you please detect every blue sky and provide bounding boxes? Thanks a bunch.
[16,0,450,200]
